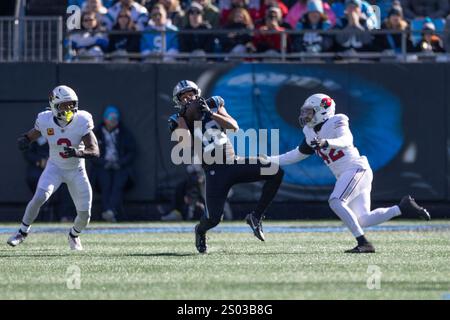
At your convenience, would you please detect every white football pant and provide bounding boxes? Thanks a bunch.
[328,168,401,237]
[22,161,92,232]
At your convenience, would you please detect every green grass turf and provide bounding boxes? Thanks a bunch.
[0,220,449,300]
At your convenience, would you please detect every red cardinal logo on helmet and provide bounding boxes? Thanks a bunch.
[321,97,332,108]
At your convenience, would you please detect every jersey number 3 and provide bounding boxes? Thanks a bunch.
[57,138,72,159]
[316,148,344,164]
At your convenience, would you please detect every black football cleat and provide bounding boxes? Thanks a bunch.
[399,195,431,221]
[345,242,376,254]
[246,213,265,242]
[194,224,207,254]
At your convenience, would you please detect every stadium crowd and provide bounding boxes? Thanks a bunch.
[62,0,450,60]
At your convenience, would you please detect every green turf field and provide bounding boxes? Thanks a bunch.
[0,220,449,300]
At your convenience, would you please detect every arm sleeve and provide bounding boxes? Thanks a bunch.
[269,148,310,166]
[326,120,353,148]
[34,115,41,132]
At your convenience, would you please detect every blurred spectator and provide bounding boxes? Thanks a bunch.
[107,8,142,60]
[179,2,215,56]
[68,11,108,61]
[157,0,185,28]
[413,18,445,52]
[69,0,115,9]
[161,165,233,221]
[332,0,377,29]
[252,6,290,55]
[81,0,108,23]
[92,106,137,222]
[401,0,449,20]
[375,6,414,54]
[293,0,333,53]
[24,137,75,222]
[185,0,221,28]
[103,0,149,31]
[334,0,374,53]
[285,0,337,29]
[141,3,179,61]
[162,165,206,221]
[220,0,262,27]
[222,7,255,54]
[259,0,289,23]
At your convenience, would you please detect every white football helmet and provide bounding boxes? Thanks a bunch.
[49,85,78,122]
[299,93,335,128]
[172,80,201,109]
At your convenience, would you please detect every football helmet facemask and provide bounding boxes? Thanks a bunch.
[299,93,335,128]
[49,85,79,123]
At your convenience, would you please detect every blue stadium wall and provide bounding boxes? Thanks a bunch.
[0,63,448,220]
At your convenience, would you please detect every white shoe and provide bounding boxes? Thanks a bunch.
[101,210,117,222]
[7,231,27,247]
[68,234,83,251]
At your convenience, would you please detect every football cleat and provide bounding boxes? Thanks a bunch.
[399,195,431,221]
[7,230,27,247]
[246,213,265,242]
[68,234,83,251]
[194,224,207,254]
[345,242,376,254]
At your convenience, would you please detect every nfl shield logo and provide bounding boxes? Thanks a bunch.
[47,128,54,136]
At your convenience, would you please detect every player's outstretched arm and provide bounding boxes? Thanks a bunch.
[268,148,310,166]
[17,128,41,151]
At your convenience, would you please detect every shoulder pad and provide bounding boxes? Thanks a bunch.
[332,114,349,122]
[77,110,93,121]
[206,96,225,109]
[168,113,179,132]
[329,114,349,129]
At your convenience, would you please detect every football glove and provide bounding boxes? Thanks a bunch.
[310,138,329,150]
[17,134,31,151]
[63,146,82,158]
[192,97,213,117]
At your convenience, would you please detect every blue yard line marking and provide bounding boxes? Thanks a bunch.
[0,224,449,235]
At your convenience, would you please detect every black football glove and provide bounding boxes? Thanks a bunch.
[196,97,213,117]
[310,138,329,150]
[17,135,31,151]
[63,146,82,158]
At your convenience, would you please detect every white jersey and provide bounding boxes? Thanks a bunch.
[302,114,370,178]
[34,110,94,170]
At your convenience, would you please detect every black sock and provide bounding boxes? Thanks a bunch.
[356,235,369,246]
[196,216,220,234]
[69,229,80,238]
[254,170,284,219]
[18,229,28,237]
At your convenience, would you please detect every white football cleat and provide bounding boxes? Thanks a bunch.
[7,231,27,247]
[68,234,83,251]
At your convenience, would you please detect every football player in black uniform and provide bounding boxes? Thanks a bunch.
[168,80,284,253]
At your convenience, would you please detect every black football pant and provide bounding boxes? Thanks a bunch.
[196,158,284,234]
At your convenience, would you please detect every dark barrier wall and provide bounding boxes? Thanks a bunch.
[0,63,448,205]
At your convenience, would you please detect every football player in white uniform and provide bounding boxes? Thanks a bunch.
[269,93,430,253]
[7,85,99,251]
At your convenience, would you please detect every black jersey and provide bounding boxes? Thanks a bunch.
[168,96,236,167]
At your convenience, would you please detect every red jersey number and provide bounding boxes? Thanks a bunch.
[316,148,345,164]
[57,138,72,159]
